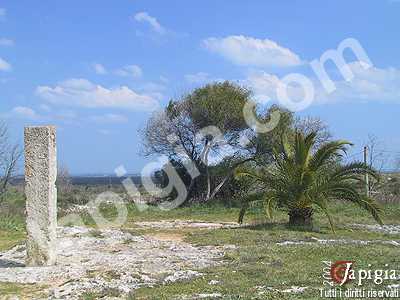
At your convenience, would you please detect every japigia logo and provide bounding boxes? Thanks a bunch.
[321,261,400,299]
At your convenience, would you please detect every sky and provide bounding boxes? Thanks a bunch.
[0,0,399,174]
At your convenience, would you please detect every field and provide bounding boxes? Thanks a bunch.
[0,184,400,299]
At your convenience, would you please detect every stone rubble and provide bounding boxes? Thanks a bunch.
[348,224,400,235]
[134,220,240,229]
[276,237,400,246]
[163,270,203,284]
[0,226,225,299]
[255,285,308,295]
[176,293,223,299]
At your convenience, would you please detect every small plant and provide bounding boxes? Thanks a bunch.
[123,237,134,244]
[89,229,103,238]
[81,288,120,300]
[236,131,383,232]
[103,270,121,280]
[0,215,24,231]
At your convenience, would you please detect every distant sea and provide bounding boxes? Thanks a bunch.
[11,175,143,186]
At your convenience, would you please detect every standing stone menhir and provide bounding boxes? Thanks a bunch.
[24,126,57,266]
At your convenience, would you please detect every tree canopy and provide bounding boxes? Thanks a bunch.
[141,81,331,204]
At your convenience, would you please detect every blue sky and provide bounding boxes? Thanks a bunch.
[0,0,399,174]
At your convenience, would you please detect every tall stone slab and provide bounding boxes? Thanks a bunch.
[24,126,57,266]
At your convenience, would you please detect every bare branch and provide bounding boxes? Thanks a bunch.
[295,116,332,148]
[0,121,22,199]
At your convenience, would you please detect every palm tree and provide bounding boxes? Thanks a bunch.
[235,131,383,232]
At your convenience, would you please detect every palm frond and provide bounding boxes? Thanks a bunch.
[264,192,277,219]
[237,192,265,224]
[313,197,336,233]
[293,131,315,167]
[238,202,248,224]
[234,130,383,229]
[331,162,380,182]
[309,140,352,171]
[357,197,383,226]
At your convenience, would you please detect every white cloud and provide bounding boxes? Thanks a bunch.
[184,72,224,85]
[114,65,143,78]
[36,78,159,111]
[134,82,166,105]
[244,62,400,108]
[133,12,166,35]
[9,106,77,122]
[93,63,107,75]
[203,35,303,67]
[244,71,281,103]
[89,113,128,123]
[0,57,11,71]
[185,72,210,84]
[12,106,40,120]
[317,62,400,103]
[0,38,14,46]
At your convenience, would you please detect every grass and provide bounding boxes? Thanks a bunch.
[0,190,26,251]
[135,243,400,299]
[77,199,400,229]
[125,202,242,223]
[126,201,400,299]
[0,282,48,299]
[81,287,121,300]
[0,229,25,251]
[134,227,400,299]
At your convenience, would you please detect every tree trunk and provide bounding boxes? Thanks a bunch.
[288,207,314,228]
[206,157,255,202]
[201,141,212,201]
[208,174,231,201]
[206,166,211,200]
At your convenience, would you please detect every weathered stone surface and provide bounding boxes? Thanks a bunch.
[0,227,224,299]
[348,224,400,235]
[24,126,57,266]
[134,220,240,229]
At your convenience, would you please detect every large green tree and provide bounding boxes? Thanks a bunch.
[142,81,332,204]
[142,81,260,202]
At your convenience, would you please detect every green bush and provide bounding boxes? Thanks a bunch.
[0,215,24,231]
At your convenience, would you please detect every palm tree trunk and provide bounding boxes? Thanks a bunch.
[288,207,314,227]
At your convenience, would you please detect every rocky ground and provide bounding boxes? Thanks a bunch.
[134,220,239,230]
[348,223,400,235]
[1,221,400,299]
[0,226,226,299]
